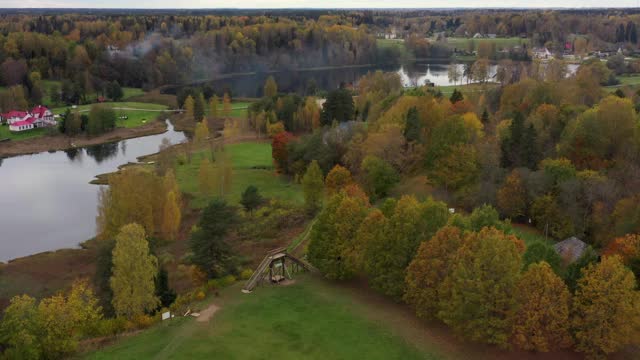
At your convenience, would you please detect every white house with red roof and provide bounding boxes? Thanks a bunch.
[1,106,56,132]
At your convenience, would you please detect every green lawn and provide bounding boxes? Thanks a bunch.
[176,142,303,208]
[84,277,434,360]
[205,101,251,118]
[52,102,169,128]
[40,80,145,106]
[445,37,528,50]
[605,74,640,92]
[0,125,48,141]
[435,82,499,96]
[512,224,554,246]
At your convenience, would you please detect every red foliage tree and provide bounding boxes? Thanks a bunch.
[271,131,294,173]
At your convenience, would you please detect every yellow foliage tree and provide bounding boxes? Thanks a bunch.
[209,95,219,120]
[161,191,181,240]
[110,223,159,318]
[223,92,231,117]
[184,95,195,119]
[572,255,640,358]
[497,170,528,219]
[194,120,210,145]
[325,165,353,194]
[510,261,573,352]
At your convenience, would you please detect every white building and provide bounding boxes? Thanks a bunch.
[1,106,56,132]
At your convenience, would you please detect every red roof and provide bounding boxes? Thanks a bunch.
[1,110,28,119]
[11,116,36,127]
[31,105,49,118]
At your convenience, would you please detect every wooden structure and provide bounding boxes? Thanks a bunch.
[242,247,316,293]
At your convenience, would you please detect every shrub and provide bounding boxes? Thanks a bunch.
[239,269,254,280]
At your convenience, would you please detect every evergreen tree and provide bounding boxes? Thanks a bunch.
[320,88,354,125]
[481,109,489,124]
[240,185,263,212]
[194,92,205,122]
[155,267,177,309]
[403,106,422,143]
[449,88,463,103]
[189,198,236,278]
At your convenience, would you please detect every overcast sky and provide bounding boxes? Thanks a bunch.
[3,0,640,9]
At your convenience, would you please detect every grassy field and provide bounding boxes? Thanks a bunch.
[84,277,435,360]
[512,224,554,246]
[446,37,528,50]
[40,80,145,107]
[435,82,499,96]
[52,102,169,128]
[205,101,251,118]
[175,142,303,208]
[0,125,48,141]
[605,74,640,92]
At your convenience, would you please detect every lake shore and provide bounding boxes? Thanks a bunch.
[0,120,168,159]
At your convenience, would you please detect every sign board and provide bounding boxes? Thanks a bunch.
[162,311,171,321]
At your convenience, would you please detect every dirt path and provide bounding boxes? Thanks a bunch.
[196,303,220,322]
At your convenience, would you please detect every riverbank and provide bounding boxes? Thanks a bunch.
[0,120,168,158]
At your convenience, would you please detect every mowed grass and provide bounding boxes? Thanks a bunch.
[52,102,169,128]
[0,125,48,141]
[84,277,434,360]
[512,224,554,246]
[175,142,303,208]
[446,37,528,50]
[40,80,145,107]
[605,74,640,92]
[436,82,499,95]
[205,101,251,118]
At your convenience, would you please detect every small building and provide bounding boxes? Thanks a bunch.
[532,47,552,59]
[1,106,56,132]
[553,237,588,263]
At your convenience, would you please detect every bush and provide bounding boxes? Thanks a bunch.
[132,314,157,329]
[239,268,254,280]
[195,291,206,301]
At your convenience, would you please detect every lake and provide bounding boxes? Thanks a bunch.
[166,61,579,97]
[0,121,186,262]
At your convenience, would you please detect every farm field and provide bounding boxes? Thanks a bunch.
[175,141,303,208]
[83,276,437,360]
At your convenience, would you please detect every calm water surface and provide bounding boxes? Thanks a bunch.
[0,121,186,262]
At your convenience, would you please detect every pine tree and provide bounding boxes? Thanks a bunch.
[449,88,463,103]
[194,92,205,122]
[189,198,236,278]
[403,106,422,143]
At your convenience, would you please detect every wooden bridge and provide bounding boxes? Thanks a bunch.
[242,247,317,293]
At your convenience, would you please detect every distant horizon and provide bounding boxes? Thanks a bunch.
[2,0,640,10]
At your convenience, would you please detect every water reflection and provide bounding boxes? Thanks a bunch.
[0,121,186,262]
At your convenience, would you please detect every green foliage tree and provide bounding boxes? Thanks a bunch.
[522,240,563,275]
[240,185,263,212]
[531,194,575,239]
[302,160,324,213]
[194,92,206,122]
[87,104,116,135]
[403,106,422,143]
[449,88,463,103]
[564,246,599,291]
[360,155,399,200]
[0,295,41,359]
[110,223,159,318]
[572,256,640,358]
[320,88,354,125]
[438,227,523,346]
[106,80,123,101]
[189,198,236,278]
[510,262,573,352]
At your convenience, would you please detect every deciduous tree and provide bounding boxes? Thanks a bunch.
[510,262,573,352]
[302,160,324,213]
[110,223,159,318]
[572,256,640,358]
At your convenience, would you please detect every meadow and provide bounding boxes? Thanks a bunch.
[52,102,170,128]
[175,142,304,209]
[83,277,436,360]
